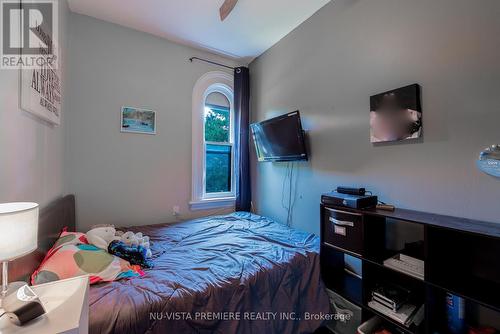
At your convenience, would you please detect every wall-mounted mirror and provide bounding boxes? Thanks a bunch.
[477,145,500,177]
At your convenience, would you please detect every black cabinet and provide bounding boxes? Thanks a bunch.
[320,203,500,334]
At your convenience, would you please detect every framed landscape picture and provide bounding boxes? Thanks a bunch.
[121,106,156,135]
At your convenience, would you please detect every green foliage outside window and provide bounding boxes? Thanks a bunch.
[206,144,231,193]
[205,105,230,143]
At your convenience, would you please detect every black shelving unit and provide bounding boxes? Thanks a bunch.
[319,204,500,334]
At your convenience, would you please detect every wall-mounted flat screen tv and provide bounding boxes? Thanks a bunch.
[250,111,308,162]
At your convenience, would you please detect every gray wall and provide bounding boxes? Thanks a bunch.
[250,0,500,235]
[0,0,69,207]
[66,13,241,231]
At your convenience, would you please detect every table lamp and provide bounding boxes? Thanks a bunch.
[0,202,39,297]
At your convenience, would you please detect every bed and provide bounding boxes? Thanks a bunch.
[12,196,331,334]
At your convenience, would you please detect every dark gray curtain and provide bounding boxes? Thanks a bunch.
[234,67,251,212]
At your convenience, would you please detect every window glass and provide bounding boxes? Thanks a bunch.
[205,144,232,193]
[204,92,232,194]
[204,92,230,143]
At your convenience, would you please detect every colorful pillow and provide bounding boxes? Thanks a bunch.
[51,231,88,249]
[32,231,143,285]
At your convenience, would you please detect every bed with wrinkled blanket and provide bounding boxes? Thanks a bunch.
[89,212,330,334]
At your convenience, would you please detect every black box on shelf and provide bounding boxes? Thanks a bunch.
[321,191,378,209]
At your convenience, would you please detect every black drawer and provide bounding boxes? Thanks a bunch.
[323,208,364,256]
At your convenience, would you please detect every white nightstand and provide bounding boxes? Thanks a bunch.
[0,275,89,334]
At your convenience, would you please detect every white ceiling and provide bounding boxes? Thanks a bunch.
[67,0,331,63]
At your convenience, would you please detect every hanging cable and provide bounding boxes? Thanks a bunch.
[281,162,297,227]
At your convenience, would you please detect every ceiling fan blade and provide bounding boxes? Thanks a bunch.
[219,0,238,21]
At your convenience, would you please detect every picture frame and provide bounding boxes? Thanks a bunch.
[370,84,422,143]
[121,106,157,135]
[19,3,62,126]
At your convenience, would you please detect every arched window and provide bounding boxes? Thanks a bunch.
[190,71,236,210]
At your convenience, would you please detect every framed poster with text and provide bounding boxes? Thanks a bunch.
[20,43,62,125]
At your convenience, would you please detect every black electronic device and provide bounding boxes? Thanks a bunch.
[321,191,378,209]
[336,187,366,196]
[1,284,46,326]
[250,111,308,162]
[372,283,412,312]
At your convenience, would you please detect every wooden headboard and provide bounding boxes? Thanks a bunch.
[10,194,76,283]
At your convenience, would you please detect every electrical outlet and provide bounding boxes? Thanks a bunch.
[172,205,180,216]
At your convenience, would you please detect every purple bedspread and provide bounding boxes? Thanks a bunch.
[89,212,330,334]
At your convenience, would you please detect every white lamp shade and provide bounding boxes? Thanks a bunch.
[0,202,39,261]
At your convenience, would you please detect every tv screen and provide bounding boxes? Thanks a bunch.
[250,111,308,162]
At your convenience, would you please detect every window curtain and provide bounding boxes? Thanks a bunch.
[234,67,251,212]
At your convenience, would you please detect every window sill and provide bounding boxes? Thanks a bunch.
[189,197,236,211]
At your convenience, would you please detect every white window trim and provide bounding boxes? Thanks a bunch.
[190,71,236,211]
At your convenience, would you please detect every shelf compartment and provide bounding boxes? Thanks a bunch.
[325,287,363,334]
[362,261,426,334]
[321,244,363,306]
[426,226,500,312]
[364,217,425,277]
[426,285,500,334]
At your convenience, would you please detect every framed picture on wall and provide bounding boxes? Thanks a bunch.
[121,106,157,135]
[19,3,62,126]
[370,84,422,143]
[20,53,62,125]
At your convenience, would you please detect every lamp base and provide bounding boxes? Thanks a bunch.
[2,281,26,295]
